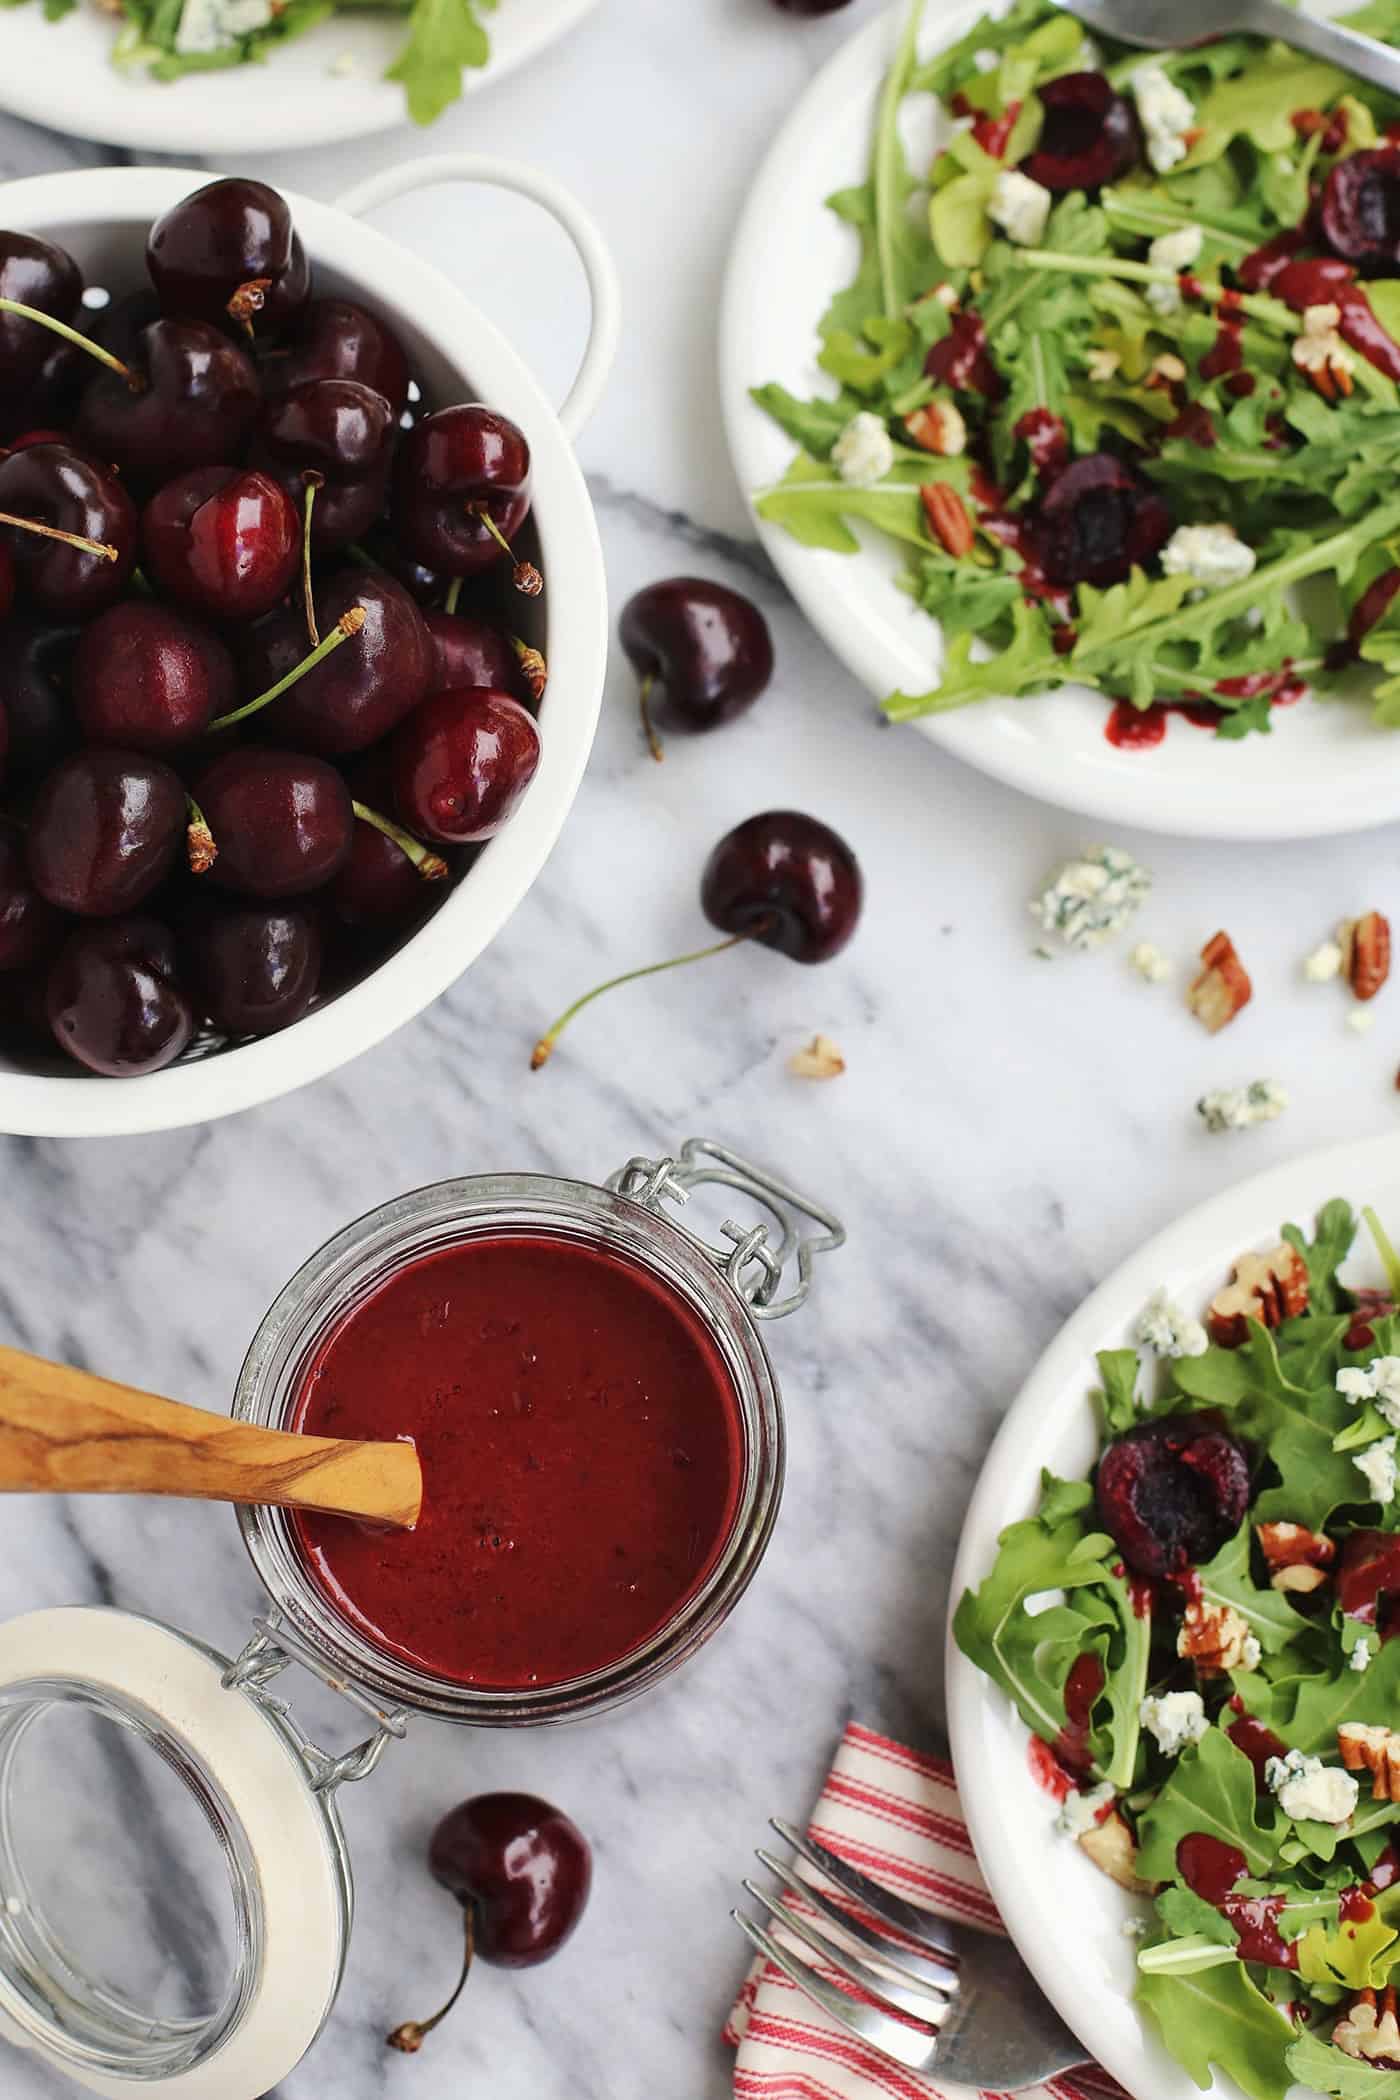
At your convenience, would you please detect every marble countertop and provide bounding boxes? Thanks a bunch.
[6,4,1400,2094]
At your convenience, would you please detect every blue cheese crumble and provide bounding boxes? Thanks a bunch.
[1196,1080,1289,1134]
[175,0,273,53]
[1140,1690,1208,1756]
[988,170,1053,248]
[1264,1750,1359,1826]
[1132,64,1197,174]
[1161,523,1257,590]
[1136,1287,1208,1360]
[1031,847,1150,951]
[1337,1358,1400,1427]
[1146,224,1203,315]
[832,412,894,487]
[1056,1780,1115,1837]
[1354,1436,1398,1505]
[1352,1637,1375,1673]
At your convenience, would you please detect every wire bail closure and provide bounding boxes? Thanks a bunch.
[222,1613,408,1793]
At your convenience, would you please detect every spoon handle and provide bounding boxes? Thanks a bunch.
[0,1345,422,1529]
[1241,0,1400,98]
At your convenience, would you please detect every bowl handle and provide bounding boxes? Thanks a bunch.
[332,155,620,443]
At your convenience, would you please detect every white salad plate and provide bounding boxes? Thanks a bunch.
[0,0,599,154]
[718,0,1396,843]
[945,1128,1400,2100]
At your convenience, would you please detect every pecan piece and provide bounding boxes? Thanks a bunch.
[921,482,975,559]
[1207,1243,1309,1348]
[1334,1988,1400,2063]
[1257,1521,1336,1571]
[1339,1723,1400,1800]
[1341,912,1392,1002]
[1188,931,1253,1033]
[904,402,967,457]
[1178,1598,1257,1675]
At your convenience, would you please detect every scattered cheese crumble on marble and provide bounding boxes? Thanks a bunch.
[1031,847,1150,951]
[1161,522,1257,590]
[1133,64,1197,175]
[1131,941,1173,984]
[1350,1008,1378,1036]
[1354,1435,1398,1505]
[1146,222,1203,314]
[1196,1080,1289,1134]
[1136,1287,1209,1360]
[832,412,894,487]
[988,170,1053,248]
[1264,1750,1359,1825]
[1140,1690,1208,1756]
[1056,1781,1116,1838]
[1304,939,1345,983]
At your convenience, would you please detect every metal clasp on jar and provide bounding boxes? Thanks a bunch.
[608,1138,844,1321]
[223,1614,408,1791]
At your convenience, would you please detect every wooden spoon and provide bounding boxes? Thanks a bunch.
[0,1345,422,1529]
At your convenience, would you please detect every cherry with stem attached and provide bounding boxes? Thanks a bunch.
[531,810,862,1068]
[619,578,774,761]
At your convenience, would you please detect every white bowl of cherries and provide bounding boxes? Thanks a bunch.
[0,158,617,1138]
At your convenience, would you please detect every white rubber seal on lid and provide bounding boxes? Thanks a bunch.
[0,1607,347,2098]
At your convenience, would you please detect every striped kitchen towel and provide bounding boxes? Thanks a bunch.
[725,1718,1127,2100]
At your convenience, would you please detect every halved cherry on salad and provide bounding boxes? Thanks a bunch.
[1094,1415,1250,1580]
[0,176,549,1080]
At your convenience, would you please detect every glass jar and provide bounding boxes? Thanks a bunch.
[0,1139,842,2098]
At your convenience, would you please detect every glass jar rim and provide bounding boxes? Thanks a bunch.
[233,1170,786,1726]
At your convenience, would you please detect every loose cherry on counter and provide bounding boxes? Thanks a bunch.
[619,577,774,760]
[391,686,542,845]
[391,404,536,585]
[252,378,396,552]
[234,568,431,754]
[263,297,411,416]
[388,1794,591,2055]
[182,901,323,1036]
[147,177,311,339]
[0,443,137,616]
[26,747,189,918]
[75,318,260,486]
[73,601,236,753]
[46,916,194,1076]
[531,809,862,1068]
[142,467,300,624]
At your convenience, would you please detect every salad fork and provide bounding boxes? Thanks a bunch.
[732,1819,1087,2087]
[1062,0,1400,97]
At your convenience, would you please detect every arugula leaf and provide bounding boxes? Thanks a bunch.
[1298,1911,1400,1991]
[1137,1957,1295,2100]
[754,452,963,555]
[1096,1349,1140,1436]
[750,385,862,459]
[1289,2027,1400,2100]
[1233,1635,1400,1756]
[1158,1884,1240,1947]
[1284,1201,1361,1315]
[1136,1726,1278,1883]
[385,0,494,125]
[1181,51,1350,167]
[1037,1471,1094,1526]
[1196,1524,1311,1656]
[872,0,934,319]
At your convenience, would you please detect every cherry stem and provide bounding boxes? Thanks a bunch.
[638,673,663,763]
[208,606,367,732]
[444,576,463,616]
[0,298,137,387]
[351,800,449,882]
[227,277,272,337]
[0,509,118,562]
[512,635,547,703]
[532,929,759,1070]
[470,504,543,598]
[301,471,324,649]
[186,795,217,876]
[386,1904,475,2054]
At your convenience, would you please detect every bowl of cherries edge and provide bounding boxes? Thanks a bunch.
[0,165,610,1137]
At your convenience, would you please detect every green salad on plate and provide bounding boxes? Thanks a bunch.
[753,0,1400,742]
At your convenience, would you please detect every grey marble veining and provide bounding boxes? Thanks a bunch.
[6,3,1400,2094]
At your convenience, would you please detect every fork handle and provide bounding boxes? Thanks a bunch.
[1235,0,1400,98]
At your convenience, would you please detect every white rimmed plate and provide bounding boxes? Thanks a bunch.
[944,1129,1400,2100]
[0,0,598,155]
[718,0,1397,841]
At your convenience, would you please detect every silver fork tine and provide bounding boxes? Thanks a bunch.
[753,1847,959,1995]
[740,1878,951,2026]
[770,1818,960,1958]
[731,1912,939,2074]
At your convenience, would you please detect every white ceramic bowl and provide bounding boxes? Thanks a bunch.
[0,158,619,1139]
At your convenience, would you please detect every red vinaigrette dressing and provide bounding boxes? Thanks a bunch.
[291,1233,745,1690]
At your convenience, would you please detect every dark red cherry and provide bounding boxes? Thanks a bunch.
[252,378,395,551]
[0,444,137,616]
[142,467,300,623]
[0,547,12,622]
[771,0,854,12]
[147,178,311,339]
[194,746,353,897]
[1026,451,1172,587]
[182,901,321,1035]
[264,298,410,416]
[236,568,431,755]
[0,233,82,392]
[73,602,235,753]
[1338,1529,1400,1625]
[0,824,62,972]
[1321,149,1400,272]
[76,319,259,484]
[93,288,163,367]
[391,405,531,576]
[1094,1415,1250,1580]
[27,748,186,917]
[46,916,194,1076]
[2,619,80,782]
[328,817,436,930]
[1020,72,1142,194]
[620,579,773,751]
[424,610,531,702]
[357,522,444,606]
[392,687,541,845]
[2,340,85,444]
[701,811,862,962]
[387,1794,590,2054]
